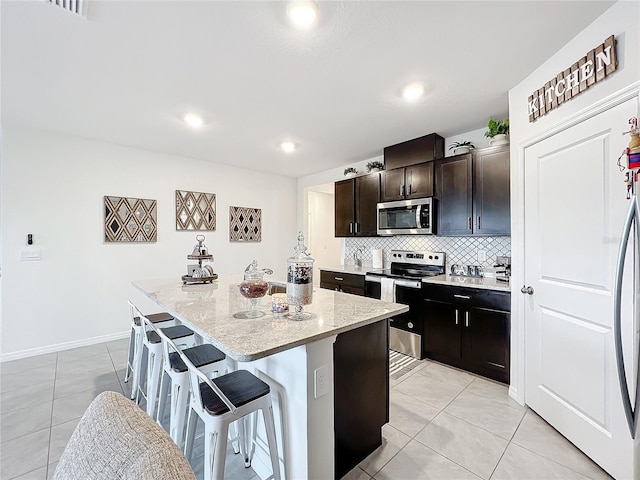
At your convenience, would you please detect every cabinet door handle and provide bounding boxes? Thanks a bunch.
[477,215,481,230]
[400,184,404,196]
[409,184,412,195]
[354,222,359,233]
[468,216,472,231]
[454,294,471,300]
[465,311,469,327]
[334,277,344,281]
[349,222,353,234]
[455,310,459,325]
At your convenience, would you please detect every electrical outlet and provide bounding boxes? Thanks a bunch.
[477,249,487,262]
[314,365,328,399]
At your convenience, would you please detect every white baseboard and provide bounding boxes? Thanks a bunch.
[509,384,525,406]
[0,331,130,363]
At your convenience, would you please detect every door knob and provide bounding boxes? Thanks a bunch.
[521,285,534,295]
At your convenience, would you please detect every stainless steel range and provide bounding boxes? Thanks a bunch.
[365,250,445,359]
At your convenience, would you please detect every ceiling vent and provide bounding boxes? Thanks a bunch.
[46,0,87,17]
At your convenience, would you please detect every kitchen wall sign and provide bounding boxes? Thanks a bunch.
[528,35,617,122]
[229,206,262,242]
[104,195,157,242]
[176,190,216,231]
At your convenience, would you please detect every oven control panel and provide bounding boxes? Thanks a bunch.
[390,250,445,267]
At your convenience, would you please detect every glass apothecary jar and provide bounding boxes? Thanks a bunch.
[286,232,314,320]
[235,260,272,319]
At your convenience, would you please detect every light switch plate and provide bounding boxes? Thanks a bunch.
[19,249,41,261]
[477,249,487,262]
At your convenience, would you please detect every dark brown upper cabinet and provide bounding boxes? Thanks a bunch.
[335,173,380,237]
[383,133,444,170]
[436,145,510,236]
[381,162,434,202]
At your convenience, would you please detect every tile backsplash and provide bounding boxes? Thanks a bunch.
[345,236,511,270]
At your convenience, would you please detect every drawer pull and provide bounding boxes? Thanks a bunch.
[455,310,459,325]
[334,277,344,281]
[454,294,471,300]
[465,311,470,327]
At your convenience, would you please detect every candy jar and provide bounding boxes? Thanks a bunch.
[286,232,314,320]
[237,260,272,318]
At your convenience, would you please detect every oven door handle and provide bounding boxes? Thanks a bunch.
[365,275,381,283]
[395,279,422,289]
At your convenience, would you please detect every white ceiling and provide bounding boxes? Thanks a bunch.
[1,0,614,178]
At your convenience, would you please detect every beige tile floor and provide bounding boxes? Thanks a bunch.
[344,360,612,480]
[0,338,256,480]
[1,338,612,480]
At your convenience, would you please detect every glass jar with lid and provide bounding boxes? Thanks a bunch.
[235,260,272,319]
[286,232,314,320]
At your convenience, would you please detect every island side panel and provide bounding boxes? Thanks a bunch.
[334,318,389,478]
[245,335,336,480]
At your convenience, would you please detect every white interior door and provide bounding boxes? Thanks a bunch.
[524,97,637,479]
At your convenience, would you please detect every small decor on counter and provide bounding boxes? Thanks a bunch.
[176,190,216,231]
[104,195,157,242]
[286,232,314,320]
[366,161,384,173]
[229,206,262,242]
[235,260,273,319]
[448,141,475,155]
[343,167,358,177]
[485,118,510,146]
[182,234,217,284]
[271,293,289,313]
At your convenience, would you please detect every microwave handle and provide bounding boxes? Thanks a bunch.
[416,204,422,228]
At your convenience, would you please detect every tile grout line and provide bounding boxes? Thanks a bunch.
[407,376,513,480]
[387,373,484,479]
[486,405,530,480]
[45,351,59,479]
[509,437,610,480]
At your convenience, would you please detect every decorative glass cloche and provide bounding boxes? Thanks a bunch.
[286,232,314,320]
[236,260,272,319]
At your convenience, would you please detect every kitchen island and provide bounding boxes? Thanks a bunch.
[133,275,408,480]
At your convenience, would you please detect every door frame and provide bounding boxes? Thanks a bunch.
[510,81,640,405]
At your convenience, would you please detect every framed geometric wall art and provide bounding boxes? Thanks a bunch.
[104,196,157,242]
[229,206,262,242]
[176,190,216,231]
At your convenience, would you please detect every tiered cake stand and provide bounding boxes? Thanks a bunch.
[181,254,218,285]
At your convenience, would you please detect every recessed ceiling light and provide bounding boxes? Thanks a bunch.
[402,83,425,101]
[280,141,297,153]
[184,113,204,129]
[286,1,319,29]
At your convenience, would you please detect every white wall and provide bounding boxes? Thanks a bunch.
[444,127,493,156]
[307,190,341,284]
[1,128,297,359]
[508,0,640,402]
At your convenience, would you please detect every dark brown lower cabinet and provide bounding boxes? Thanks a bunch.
[334,320,389,479]
[423,284,510,384]
[320,270,365,296]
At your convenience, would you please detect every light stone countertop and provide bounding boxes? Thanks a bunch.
[320,266,511,292]
[133,274,408,362]
[422,274,511,292]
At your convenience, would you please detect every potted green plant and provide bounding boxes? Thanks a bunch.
[449,141,475,155]
[366,160,384,173]
[485,118,510,146]
[343,167,358,177]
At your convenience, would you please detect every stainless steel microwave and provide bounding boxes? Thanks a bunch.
[377,197,435,235]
